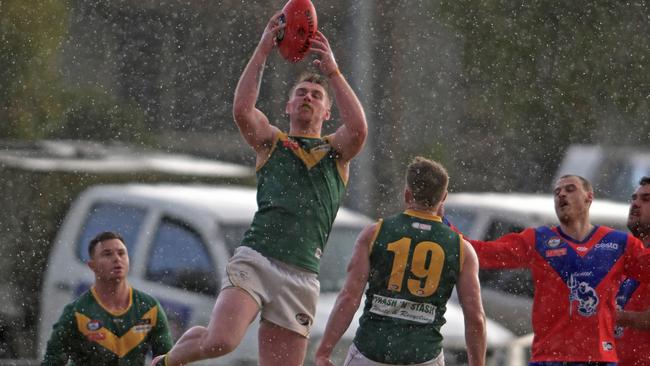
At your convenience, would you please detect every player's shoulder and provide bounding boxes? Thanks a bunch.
[596,225,635,240]
[131,288,161,306]
[61,289,95,315]
[72,289,94,305]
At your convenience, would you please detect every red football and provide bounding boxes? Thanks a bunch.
[276,0,318,63]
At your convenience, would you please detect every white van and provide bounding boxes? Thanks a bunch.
[39,184,514,365]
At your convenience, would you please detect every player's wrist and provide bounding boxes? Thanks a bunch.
[152,354,169,366]
[326,68,341,79]
[315,345,333,359]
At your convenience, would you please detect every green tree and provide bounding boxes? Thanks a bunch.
[434,0,650,192]
[0,0,149,144]
[0,0,69,138]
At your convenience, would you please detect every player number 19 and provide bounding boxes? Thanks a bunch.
[386,237,445,297]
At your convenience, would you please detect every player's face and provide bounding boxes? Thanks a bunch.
[286,82,331,124]
[553,176,592,224]
[88,238,130,282]
[628,184,650,241]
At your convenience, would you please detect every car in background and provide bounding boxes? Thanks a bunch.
[444,192,630,336]
[39,184,515,366]
[555,144,650,202]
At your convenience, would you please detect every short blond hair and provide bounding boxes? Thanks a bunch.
[406,156,449,207]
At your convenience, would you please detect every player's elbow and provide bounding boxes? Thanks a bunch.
[200,334,239,358]
[350,122,368,146]
[464,310,487,338]
[333,285,365,314]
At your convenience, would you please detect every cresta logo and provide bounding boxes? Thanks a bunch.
[595,242,619,250]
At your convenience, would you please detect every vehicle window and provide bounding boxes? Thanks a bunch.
[442,207,476,235]
[76,202,146,262]
[319,226,362,292]
[146,218,218,296]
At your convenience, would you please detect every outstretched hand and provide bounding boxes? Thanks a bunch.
[150,354,166,366]
[310,31,340,77]
[259,12,285,55]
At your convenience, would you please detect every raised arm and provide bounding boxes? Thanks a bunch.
[456,239,486,366]
[232,13,282,152]
[469,228,535,269]
[309,31,367,163]
[315,223,376,366]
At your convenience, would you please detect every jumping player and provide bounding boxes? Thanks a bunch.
[469,175,650,365]
[616,176,650,366]
[151,10,367,366]
[315,157,486,366]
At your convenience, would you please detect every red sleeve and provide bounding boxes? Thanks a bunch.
[468,227,536,269]
[624,235,650,282]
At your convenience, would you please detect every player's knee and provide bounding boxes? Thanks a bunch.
[200,334,239,357]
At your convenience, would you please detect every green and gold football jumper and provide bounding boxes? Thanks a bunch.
[42,287,173,366]
[240,131,346,273]
[354,210,464,364]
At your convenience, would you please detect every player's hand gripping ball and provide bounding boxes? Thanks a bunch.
[276,0,318,63]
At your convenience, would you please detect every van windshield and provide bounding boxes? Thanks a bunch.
[219,224,361,292]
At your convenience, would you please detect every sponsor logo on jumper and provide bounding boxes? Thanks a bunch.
[369,294,437,324]
[87,320,102,331]
[134,318,153,333]
[595,242,619,250]
[546,248,567,257]
[282,139,300,150]
[547,238,562,248]
[602,341,614,351]
[576,246,588,252]
[412,222,432,231]
[134,324,153,333]
[573,271,593,278]
[311,144,331,153]
[87,332,106,341]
